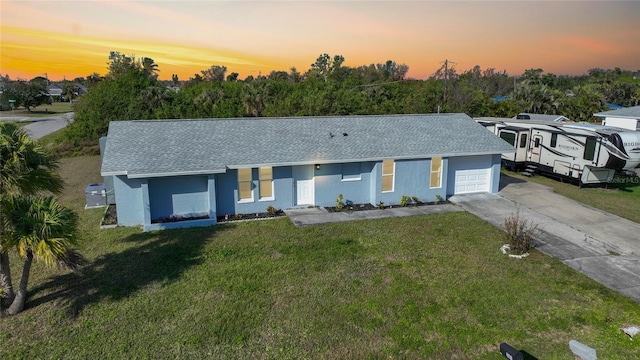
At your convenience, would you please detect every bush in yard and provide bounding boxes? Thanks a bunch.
[504,209,540,254]
[335,194,344,211]
[400,195,411,207]
[266,205,277,215]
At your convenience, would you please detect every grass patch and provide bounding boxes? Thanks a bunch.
[503,169,640,224]
[2,156,640,358]
[1,102,73,117]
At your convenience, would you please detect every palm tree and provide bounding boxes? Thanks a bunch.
[1,122,63,308]
[141,57,159,80]
[2,196,85,315]
[241,80,268,117]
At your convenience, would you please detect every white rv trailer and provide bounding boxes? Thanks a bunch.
[475,117,640,185]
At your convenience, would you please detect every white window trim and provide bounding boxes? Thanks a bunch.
[381,160,395,193]
[258,166,275,201]
[238,190,254,203]
[259,181,275,202]
[429,157,442,189]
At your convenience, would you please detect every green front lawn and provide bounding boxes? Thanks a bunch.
[2,156,640,359]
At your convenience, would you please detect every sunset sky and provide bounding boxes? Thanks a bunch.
[1,0,639,82]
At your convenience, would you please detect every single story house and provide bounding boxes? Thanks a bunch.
[100,114,514,231]
[595,105,640,131]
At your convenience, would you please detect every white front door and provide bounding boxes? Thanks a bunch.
[293,165,314,206]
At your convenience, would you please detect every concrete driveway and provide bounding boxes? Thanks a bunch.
[449,175,640,303]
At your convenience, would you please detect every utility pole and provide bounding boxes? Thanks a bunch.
[443,59,448,104]
[440,59,456,105]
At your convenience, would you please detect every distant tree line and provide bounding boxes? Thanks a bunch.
[3,52,638,148]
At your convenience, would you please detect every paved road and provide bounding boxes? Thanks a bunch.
[450,175,640,303]
[0,112,74,139]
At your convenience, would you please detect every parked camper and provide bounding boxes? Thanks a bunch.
[476,117,640,185]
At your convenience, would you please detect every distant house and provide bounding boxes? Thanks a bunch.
[46,84,63,101]
[594,105,640,131]
[100,114,514,231]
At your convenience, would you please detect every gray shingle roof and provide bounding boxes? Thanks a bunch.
[594,105,640,119]
[101,113,514,178]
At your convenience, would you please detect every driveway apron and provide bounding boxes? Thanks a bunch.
[449,175,640,303]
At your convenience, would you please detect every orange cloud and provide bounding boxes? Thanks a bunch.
[0,26,284,80]
[559,36,618,54]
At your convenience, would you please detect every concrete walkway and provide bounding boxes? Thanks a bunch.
[285,203,463,227]
[450,176,640,303]
[286,175,640,303]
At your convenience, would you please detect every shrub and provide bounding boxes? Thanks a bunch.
[266,205,277,215]
[400,195,411,207]
[504,209,539,254]
[335,194,344,211]
[435,194,443,203]
[411,196,420,205]
[377,201,385,210]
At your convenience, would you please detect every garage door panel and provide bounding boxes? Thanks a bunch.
[454,168,489,194]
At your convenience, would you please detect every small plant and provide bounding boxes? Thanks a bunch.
[400,195,411,207]
[335,194,344,211]
[235,213,244,219]
[435,194,443,203]
[377,201,385,210]
[266,205,277,215]
[411,196,420,205]
[503,208,540,255]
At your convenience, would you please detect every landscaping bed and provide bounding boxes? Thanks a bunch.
[216,209,285,223]
[325,200,448,213]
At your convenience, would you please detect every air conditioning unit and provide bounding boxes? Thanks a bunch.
[85,183,106,209]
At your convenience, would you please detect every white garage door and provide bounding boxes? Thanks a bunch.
[454,168,490,194]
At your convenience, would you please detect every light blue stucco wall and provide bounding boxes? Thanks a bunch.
[313,162,374,207]
[372,158,448,206]
[113,175,145,226]
[148,175,209,220]
[216,167,294,216]
[112,154,501,230]
[491,154,502,193]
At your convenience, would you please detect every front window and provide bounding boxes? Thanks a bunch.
[238,168,253,201]
[381,159,395,192]
[342,163,362,181]
[550,133,558,148]
[259,166,274,200]
[430,157,442,188]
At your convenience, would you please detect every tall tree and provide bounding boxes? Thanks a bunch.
[2,79,51,112]
[309,53,345,83]
[0,122,64,311]
[2,195,85,315]
[201,65,227,82]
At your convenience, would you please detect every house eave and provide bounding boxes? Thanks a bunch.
[126,169,226,179]
[226,151,514,169]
